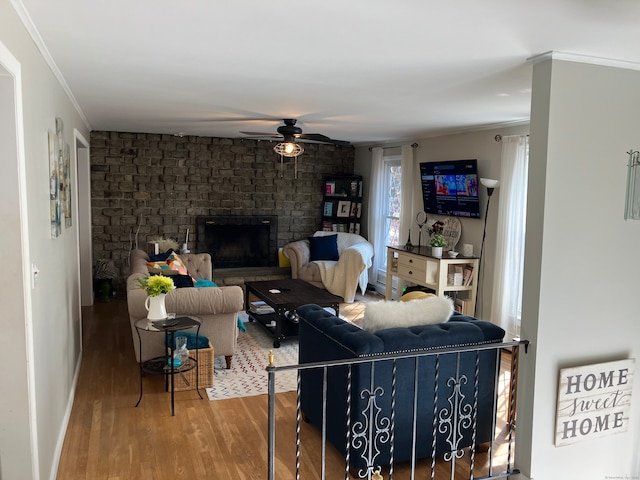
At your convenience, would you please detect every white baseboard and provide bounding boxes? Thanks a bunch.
[48,352,82,480]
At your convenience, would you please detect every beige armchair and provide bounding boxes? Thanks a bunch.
[283,232,374,303]
[126,249,244,368]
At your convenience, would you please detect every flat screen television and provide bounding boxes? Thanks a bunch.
[419,159,481,218]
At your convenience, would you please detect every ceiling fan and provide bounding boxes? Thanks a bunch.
[241,118,350,146]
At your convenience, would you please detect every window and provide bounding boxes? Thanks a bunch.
[369,146,414,295]
[490,135,529,340]
[381,157,402,270]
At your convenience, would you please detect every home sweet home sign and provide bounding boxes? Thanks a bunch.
[555,359,635,447]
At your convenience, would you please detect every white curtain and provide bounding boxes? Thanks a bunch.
[490,135,529,340]
[399,145,415,245]
[368,147,385,276]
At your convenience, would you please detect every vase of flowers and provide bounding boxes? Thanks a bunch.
[137,275,175,321]
[429,220,447,258]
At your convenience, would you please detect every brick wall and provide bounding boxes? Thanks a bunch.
[90,131,355,285]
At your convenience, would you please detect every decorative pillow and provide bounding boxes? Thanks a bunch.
[147,251,188,276]
[399,291,436,302]
[361,296,454,333]
[308,234,339,261]
[169,274,195,288]
[195,279,218,288]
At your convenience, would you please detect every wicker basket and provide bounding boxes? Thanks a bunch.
[167,342,214,392]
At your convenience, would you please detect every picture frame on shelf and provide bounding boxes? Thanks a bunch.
[323,201,333,216]
[337,200,351,217]
[349,202,358,217]
[350,180,359,196]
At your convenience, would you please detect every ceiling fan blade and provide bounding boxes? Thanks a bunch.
[195,117,277,123]
[240,131,282,138]
[297,133,350,146]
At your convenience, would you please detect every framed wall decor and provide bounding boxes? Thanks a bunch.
[49,117,72,237]
[48,129,61,237]
[63,143,72,228]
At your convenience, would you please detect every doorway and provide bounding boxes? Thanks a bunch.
[0,40,37,479]
[75,131,92,305]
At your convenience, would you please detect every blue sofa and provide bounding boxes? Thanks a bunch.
[297,303,505,471]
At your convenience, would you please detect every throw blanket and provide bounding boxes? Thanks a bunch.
[315,242,374,303]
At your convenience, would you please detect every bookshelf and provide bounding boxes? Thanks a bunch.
[321,175,363,234]
[386,246,479,316]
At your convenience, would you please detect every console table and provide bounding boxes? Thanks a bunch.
[386,246,479,316]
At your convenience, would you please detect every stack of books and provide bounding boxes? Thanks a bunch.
[462,265,474,286]
[454,298,470,315]
[250,301,275,315]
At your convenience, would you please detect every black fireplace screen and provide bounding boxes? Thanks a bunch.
[196,216,278,269]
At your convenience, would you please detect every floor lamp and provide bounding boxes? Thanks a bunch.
[476,178,499,317]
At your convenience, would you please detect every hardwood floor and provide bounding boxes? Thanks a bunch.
[57,291,514,479]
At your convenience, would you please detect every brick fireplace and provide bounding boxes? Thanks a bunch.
[89,131,355,287]
[196,215,278,269]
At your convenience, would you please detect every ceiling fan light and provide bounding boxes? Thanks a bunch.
[274,142,304,157]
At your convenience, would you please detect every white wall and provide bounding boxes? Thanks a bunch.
[355,123,528,319]
[1,1,90,478]
[517,57,640,478]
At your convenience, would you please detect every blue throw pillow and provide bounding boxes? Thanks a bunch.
[308,234,339,261]
[166,331,209,350]
[194,279,218,288]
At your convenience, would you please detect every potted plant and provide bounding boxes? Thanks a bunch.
[428,221,447,258]
[137,275,175,320]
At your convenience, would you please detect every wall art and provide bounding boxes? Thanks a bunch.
[49,117,71,236]
[48,129,60,237]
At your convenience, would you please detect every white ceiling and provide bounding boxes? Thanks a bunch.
[14,0,640,145]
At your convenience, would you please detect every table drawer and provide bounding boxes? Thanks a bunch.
[397,263,426,282]
[397,254,428,271]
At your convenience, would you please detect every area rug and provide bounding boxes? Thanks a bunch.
[205,316,299,401]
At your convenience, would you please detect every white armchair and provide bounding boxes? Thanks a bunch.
[283,231,374,303]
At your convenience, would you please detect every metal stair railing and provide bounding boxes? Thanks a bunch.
[267,339,529,480]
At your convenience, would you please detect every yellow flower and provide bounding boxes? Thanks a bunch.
[137,275,174,296]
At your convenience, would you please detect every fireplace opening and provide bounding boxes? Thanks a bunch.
[196,216,278,269]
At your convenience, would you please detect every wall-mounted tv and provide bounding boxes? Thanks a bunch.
[419,159,480,218]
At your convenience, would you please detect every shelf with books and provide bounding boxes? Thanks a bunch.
[321,175,363,234]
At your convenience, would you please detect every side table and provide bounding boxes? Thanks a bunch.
[134,316,203,416]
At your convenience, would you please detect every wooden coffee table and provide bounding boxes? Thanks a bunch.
[244,279,341,348]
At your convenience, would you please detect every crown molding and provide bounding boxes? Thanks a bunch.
[355,119,530,149]
[9,0,91,130]
[528,50,640,71]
